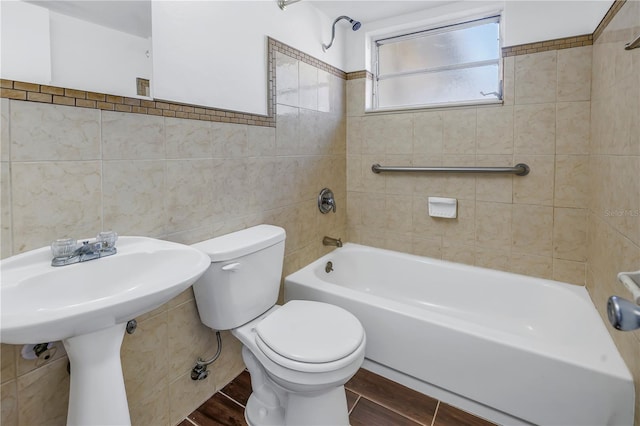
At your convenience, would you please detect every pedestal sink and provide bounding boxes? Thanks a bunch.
[0,237,211,425]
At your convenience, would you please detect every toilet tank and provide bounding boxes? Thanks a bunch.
[191,225,286,330]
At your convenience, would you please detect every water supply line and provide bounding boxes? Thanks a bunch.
[191,330,222,380]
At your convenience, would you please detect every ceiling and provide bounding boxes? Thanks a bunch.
[26,0,457,39]
[309,1,456,24]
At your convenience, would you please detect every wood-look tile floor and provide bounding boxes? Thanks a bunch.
[179,368,497,426]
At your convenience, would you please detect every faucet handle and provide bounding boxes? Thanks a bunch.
[51,238,78,257]
[97,231,118,248]
[318,188,336,214]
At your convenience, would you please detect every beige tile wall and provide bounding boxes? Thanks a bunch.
[587,1,640,423]
[0,50,346,425]
[347,46,592,285]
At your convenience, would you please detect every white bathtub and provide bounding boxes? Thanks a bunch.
[284,243,635,425]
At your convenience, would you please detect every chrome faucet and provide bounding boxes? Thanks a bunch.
[51,231,118,267]
[608,296,640,331]
[322,236,343,248]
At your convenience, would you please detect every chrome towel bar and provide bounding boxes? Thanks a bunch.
[371,163,530,176]
[625,33,640,50]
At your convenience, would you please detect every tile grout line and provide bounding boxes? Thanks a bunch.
[182,417,199,426]
[347,394,361,415]
[430,401,440,426]
[219,390,247,409]
[355,395,431,425]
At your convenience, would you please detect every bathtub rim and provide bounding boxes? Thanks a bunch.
[285,243,633,381]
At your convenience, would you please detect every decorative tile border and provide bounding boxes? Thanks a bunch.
[3,0,627,107]
[1,79,276,127]
[593,0,626,42]
[0,37,347,127]
[502,34,593,57]
[346,71,373,80]
[269,38,346,80]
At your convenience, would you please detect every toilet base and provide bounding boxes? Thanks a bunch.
[242,346,351,426]
[244,384,350,426]
[284,386,350,426]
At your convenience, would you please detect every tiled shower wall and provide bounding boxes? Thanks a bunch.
[587,0,640,423]
[0,51,346,425]
[346,46,592,285]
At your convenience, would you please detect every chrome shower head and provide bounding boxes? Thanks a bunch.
[323,15,362,51]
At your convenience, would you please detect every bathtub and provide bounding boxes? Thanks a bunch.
[284,243,635,425]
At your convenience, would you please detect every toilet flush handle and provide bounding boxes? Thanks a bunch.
[222,262,241,272]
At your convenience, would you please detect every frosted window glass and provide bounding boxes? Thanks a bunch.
[378,65,499,108]
[374,16,501,109]
[378,22,499,76]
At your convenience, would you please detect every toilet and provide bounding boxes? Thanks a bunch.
[191,225,366,426]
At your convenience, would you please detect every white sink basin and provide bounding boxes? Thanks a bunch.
[1,236,210,344]
[0,236,211,425]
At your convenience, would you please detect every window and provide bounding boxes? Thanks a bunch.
[373,16,502,110]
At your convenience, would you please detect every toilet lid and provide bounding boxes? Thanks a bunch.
[255,300,365,364]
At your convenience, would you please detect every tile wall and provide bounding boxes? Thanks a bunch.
[0,50,346,425]
[346,46,592,285]
[587,0,640,422]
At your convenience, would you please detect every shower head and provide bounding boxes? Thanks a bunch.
[323,15,362,51]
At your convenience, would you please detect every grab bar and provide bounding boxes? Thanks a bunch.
[617,271,640,304]
[371,163,530,176]
[625,33,640,50]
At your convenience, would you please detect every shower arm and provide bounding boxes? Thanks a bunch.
[323,16,351,51]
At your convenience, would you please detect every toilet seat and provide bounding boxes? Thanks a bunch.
[255,300,365,373]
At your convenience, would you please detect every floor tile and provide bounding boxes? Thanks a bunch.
[433,403,497,426]
[350,397,422,426]
[346,369,438,424]
[189,393,247,426]
[184,368,499,426]
[346,389,359,412]
[220,370,252,406]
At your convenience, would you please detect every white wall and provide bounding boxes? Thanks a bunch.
[151,0,347,115]
[0,1,51,84]
[343,0,612,73]
[50,12,152,98]
[503,1,612,47]
[1,1,152,98]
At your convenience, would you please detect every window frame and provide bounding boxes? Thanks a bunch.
[371,14,504,112]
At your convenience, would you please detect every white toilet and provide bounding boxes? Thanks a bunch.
[191,225,366,426]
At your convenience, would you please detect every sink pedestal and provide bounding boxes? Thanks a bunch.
[63,323,130,426]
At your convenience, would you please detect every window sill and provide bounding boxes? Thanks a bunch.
[365,98,503,114]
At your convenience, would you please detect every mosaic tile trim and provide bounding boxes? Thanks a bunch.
[0,79,276,127]
[593,0,626,42]
[346,71,373,80]
[502,34,593,57]
[269,38,346,80]
[0,37,347,127]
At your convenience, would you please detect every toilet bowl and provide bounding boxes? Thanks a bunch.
[191,225,366,426]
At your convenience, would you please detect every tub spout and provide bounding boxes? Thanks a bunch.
[323,236,342,247]
[607,296,640,331]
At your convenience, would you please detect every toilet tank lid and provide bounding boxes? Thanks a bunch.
[192,225,285,262]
